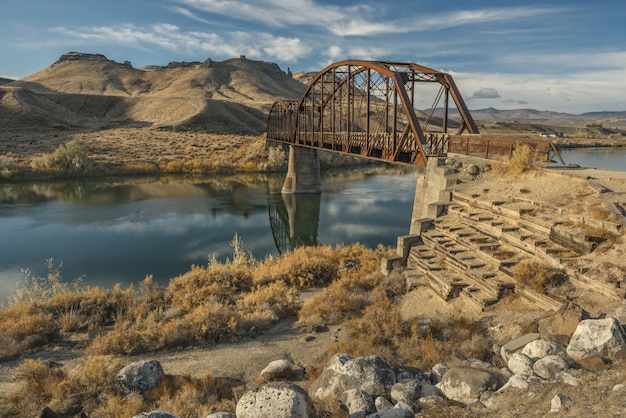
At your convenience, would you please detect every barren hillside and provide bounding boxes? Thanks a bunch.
[1,52,306,135]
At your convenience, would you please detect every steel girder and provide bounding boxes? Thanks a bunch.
[267,60,480,166]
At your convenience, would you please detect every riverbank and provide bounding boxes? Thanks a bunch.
[1,155,625,417]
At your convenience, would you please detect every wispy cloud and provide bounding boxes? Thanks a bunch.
[51,24,310,62]
[176,0,564,38]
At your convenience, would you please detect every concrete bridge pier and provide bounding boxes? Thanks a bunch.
[281,145,321,194]
[383,157,458,274]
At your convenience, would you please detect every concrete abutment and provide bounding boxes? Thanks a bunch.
[281,146,321,194]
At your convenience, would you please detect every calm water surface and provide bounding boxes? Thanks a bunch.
[0,168,419,300]
[558,146,626,172]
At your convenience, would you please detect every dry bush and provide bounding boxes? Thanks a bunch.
[237,281,300,329]
[182,301,238,345]
[297,273,379,330]
[513,260,566,293]
[253,245,340,287]
[143,373,236,418]
[0,305,59,360]
[1,357,125,417]
[490,144,539,176]
[30,140,93,174]
[168,263,253,311]
[0,359,65,415]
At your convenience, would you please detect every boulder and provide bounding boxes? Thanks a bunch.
[374,396,393,412]
[340,388,375,416]
[438,366,499,405]
[419,383,444,398]
[521,339,566,361]
[338,356,396,397]
[260,359,294,382]
[204,413,236,418]
[499,374,539,392]
[566,318,626,363]
[364,409,414,418]
[429,363,449,385]
[309,353,353,401]
[532,355,569,379]
[500,333,541,363]
[393,366,429,384]
[132,412,177,418]
[507,352,535,376]
[390,379,420,405]
[538,302,589,345]
[117,360,164,392]
[236,382,317,418]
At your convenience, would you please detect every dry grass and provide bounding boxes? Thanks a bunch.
[490,144,540,176]
[512,260,567,293]
[0,358,236,418]
[0,242,391,416]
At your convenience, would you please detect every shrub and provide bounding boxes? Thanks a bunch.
[253,246,340,287]
[30,140,93,174]
[0,155,15,177]
[491,144,540,176]
[513,260,566,293]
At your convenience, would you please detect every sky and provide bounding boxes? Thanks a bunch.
[1,0,625,114]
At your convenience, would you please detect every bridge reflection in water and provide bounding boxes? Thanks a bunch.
[268,192,320,254]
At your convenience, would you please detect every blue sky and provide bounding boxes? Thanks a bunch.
[1,0,625,113]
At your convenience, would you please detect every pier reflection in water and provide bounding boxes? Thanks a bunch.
[269,193,321,254]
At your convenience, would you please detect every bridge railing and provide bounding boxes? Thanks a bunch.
[448,135,565,164]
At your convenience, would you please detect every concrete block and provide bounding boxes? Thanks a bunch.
[382,256,404,276]
[397,234,423,259]
[500,333,541,363]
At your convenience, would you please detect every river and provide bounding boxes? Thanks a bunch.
[1,146,623,302]
[558,146,626,172]
[0,167,419,300]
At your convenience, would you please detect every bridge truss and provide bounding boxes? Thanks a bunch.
[267,60,480,166]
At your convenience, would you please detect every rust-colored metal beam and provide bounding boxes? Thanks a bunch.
[267,60,482,167]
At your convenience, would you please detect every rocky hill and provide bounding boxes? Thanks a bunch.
[1,52,307,135]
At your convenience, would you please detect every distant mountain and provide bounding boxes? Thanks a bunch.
[0,77,14,86]
[428,107,626,130]
[1,52,307,134]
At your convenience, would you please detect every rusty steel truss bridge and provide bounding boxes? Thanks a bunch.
[267,60,564,166]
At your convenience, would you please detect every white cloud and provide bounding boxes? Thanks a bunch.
[452,66,626,113]
[51,24,309,63]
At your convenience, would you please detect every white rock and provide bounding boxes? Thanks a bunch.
[438,366,499,405]
[117,360,164,392]
[204,413,235,418]
[393,401,414,413]
[566,318,626,361]
[365,408,414,418]
[522,339,566,360]
[507,352,535,376]
[236,382,316,418]
[374,396,393,412]
[560,372,581,387]
[430,363,449,384]
[498,374,538,392]
[613,383,626,392]
[390,379,419,404]
[533,355,569,379]
[550,393,565,413]
[259,359,294,381]
[340,388,375,416]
